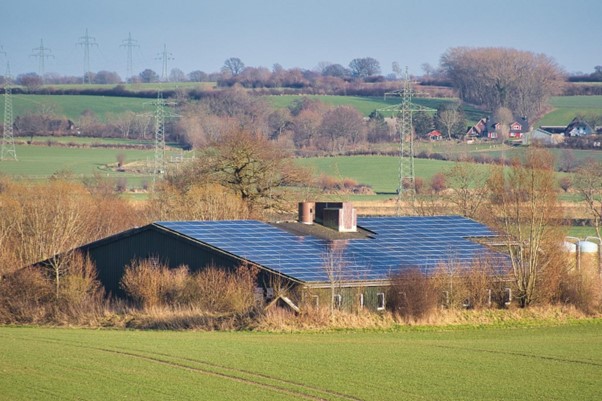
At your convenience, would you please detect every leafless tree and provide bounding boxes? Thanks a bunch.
[222,57,245,77]
[487,149,563,306]
[574,160,602,238]
[441,47,563,121]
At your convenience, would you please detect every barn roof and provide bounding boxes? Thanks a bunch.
[156,216,506,284]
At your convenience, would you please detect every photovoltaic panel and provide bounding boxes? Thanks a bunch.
[156,216,508,283]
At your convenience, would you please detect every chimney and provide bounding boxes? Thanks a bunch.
[314,202,357,232]
[298,201,315,224]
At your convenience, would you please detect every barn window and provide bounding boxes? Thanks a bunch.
[377,293,385,310]
[312,295,319,308]
[504,288,512,305]
[333,294,342,309]
[358,293,364,309]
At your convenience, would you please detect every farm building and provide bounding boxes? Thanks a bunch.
[48,202,508,311]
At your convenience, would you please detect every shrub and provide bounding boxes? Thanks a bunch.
[184,265,258,314]
[0,267,53,324]
[120,259,188,308]
[387,268,438,322]
[121,259,258,314]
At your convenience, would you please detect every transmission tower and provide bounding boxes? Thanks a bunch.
[77,29,98,84]
[156,44,174,81]
[1,60,17,161]
[378,67,435,213]
[150,89,178,186]
[30,39,53,79]
[153,90,167,180]
[120,32,139,82]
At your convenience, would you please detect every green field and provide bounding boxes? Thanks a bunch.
[4,94,151,122]
[1,322,601,401]
[297,155,485,194]
[0,144,155,178]
[537,96,602,126]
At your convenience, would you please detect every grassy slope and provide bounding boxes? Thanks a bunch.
[6,94,150,122]
[0,322,601,401]
[297,155,460,194]
[538,96,602,126]
[0,145,156,178]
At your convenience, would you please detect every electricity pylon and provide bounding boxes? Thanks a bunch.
[156,44,174,82]
[150,89,177,186]
[1,60,17,161]
[120,32,139,83]
[378,67,435,214]
[77,29,98,84]
[30,39,53,79]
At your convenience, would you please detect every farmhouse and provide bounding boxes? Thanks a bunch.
[465,116,529,140]
[50,202,507,311]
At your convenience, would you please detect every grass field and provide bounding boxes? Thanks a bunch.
[1,321,601,401]
[537,96,602,126]
[5,94,151,122]
[297,155,486,194]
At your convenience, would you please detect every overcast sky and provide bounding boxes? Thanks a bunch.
[0,0,600,79]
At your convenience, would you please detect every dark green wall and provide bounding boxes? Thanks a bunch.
[83,226,243,297]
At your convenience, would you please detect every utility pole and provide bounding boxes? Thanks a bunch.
[156,44,174,82]
[378,67,435,214]
[77,28,98,84]
[30,39,53,80]
[1,55,17,161]
[120,32,139,83]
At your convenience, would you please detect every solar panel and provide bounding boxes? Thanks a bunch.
[156,216,507,283]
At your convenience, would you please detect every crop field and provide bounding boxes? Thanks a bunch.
[3,94,151,122]
[0,144,155,178]
[297,155,486,194]
[537,96,602,126]
[0,321,601,401]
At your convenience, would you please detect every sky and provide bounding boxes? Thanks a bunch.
[0,0,600,79]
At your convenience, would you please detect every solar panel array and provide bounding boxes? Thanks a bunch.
[156,216,507,283]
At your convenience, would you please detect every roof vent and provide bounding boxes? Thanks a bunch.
[314,202,357,233]
[298,202,315,225]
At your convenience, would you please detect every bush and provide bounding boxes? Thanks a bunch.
[120,259,188,308]
[120,259,258,314]
[387,269,438,322]
[184,265,258,313]
[0,267,53,324]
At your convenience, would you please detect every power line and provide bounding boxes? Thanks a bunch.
[30,39,54,79]
[156,44,174,81]
[120,32,139,83]
[77,28,98,84]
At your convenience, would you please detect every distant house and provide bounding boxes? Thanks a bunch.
[565,117,594,137]
[509,117,529,139]
[466,116,529,140]
[426,130,443,141]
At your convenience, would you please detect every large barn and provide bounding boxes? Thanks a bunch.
[61,202,507,311]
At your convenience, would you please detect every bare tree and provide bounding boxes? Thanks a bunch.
[445,162,490,219]
[348,57,381,78]
[441,47,563,121]
[222,57,245,77]
[322,242,347,315]
[487,149,563,307]
[574,160,602,238]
